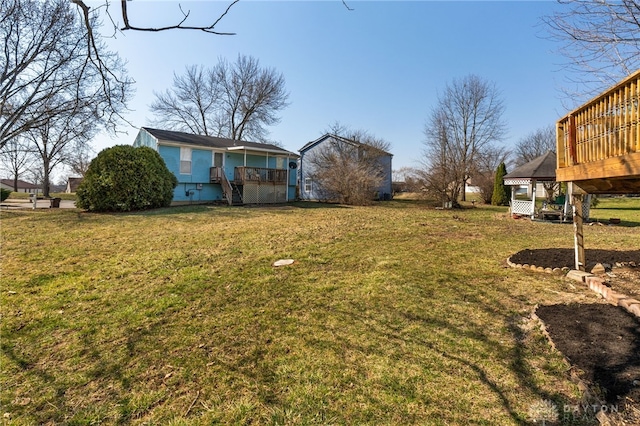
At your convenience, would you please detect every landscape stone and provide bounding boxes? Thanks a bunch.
[591,263,606,274]
[566,270,592,282]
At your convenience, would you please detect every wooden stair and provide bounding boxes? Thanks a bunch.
[221,173,243,206]
[229,183,243,205]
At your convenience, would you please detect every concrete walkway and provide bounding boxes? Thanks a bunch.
[0,198,77,209]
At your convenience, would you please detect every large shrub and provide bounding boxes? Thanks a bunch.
[1,188,11,202]
[76,145,178,212]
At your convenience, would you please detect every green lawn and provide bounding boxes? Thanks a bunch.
[1,198,638,424]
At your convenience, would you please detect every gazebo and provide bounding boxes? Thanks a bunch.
[503,151,589,221]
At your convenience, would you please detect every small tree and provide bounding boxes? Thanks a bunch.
[491,162,509,206]
[76,146,177,212]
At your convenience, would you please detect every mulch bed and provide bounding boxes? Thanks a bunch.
[509,248,640,271]
[536,304,640,405]
[511,248,640,422]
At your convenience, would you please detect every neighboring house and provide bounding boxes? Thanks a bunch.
[298,133,393,201]
[66,177,83,193]
[0,178,42,193]
[133,127,299,205]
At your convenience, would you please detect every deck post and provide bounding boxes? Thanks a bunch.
[572,191,585,271]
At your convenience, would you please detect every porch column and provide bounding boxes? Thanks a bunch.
[285,155,290,202]
[510,185,516,213]
[530,179,537,218]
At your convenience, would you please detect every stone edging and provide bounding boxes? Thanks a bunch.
[506,256,569,275]
[507,255,640,319]
[566,271,640,318]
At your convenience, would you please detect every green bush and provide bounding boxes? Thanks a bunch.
[76,145,178,212]
[0,188,11,202]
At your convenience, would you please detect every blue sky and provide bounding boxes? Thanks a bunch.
[91,0,571,171]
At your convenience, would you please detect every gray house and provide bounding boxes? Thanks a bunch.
[298,133,393,201]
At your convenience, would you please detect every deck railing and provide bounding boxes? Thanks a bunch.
[557,70,640,172]
[210,167,223,183]
[234,167,287,184]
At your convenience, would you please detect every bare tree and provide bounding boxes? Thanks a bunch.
[470,145,510,204]
[0,135,35,190]
[306,125,392,205]
[514,125,558,202]
[513,125,556,166]
[543,0,640,100]
[419,109,463,207]
[149,65,219,136]
[64,141,94,178]
[0,0,132,150]
[421,75,506,206]
[150,55,289,142]
[25,99,97,197]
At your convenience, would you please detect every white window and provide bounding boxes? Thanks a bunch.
[180,147,191,174]
[276,157,285,169]
[304,178,312,193]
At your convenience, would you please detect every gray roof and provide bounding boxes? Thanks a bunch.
[503,151,557,181]
[0,178,40,189]
[300,133,393,156]
[141,127,298,157]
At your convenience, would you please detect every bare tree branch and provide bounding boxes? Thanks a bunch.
[543,0,640,103]
[513,125,555,166]
[150,55,289,143]
[306,125,391,205]
[116,0,239,34]
[420,75,506,207]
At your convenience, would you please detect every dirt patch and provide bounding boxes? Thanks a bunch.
[509,248,640,271]
[536,304,640,404]
[512,248,640,422]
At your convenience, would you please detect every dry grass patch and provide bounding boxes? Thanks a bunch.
[1,199,638,424]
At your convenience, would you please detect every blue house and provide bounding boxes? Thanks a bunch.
[298,133,393,201]
[133,127,299,205]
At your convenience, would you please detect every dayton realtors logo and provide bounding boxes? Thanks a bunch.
[528,399,620,424]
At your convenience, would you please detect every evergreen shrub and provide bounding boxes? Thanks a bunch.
[76,145,177,212]
[491,162,509,206]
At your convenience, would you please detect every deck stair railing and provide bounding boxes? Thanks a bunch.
[220,172,243,205]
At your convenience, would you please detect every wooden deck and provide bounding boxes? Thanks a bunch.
[556,69,640,193]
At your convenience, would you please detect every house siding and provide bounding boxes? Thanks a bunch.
[298,143,320,201]
[133,130,157,149]
[159,145,225,203]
